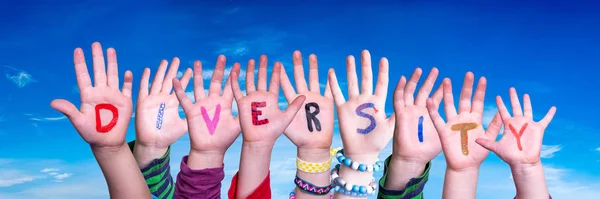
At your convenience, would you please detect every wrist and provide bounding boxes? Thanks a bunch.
[389,156,426,176]
[297,147,331,163]
[188,149,225,170]
[133,144,169,168]
[510,161,545,179]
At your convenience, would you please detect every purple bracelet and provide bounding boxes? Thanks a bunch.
[294,175,332,195]
[289,189,333,199]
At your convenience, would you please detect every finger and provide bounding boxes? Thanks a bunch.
[523,94,533,118]
[427,98,446,131]
[458,72,474,114]
[475,138,499,153]
[471,76,487,114]
[404,67,423,105]
[324,78,333,99]
[223,63,239,102]
[73,48,92,90]
[360,50,373,95]
[137,68,151,102]
[91,42,107,87]
[193,60,206,101]
[257,55,268,91]
[415,67,439,106]
[430,85,443,110]
[209,55,226,96]
[496,96,512,122]
[308,54,320,93]
[442,78,457,118]
[393,75,407,108]
[346,55,359,98]
[231,63,245,101]
[122,70,133,98]
[50,99,82,126]
[269,62,281,94]
[106,48,119,88]
[328,68,346,105]
[150,60,168,94]
[485,112,503,139]
[280,63,297,102]
[246,59,256,92]
[282,95,307,124]
[172,78,194,111]
[161,57,180,94]
[293,50,309,93]
[374,57,389,98]
[179,68,193,92]
[509,87,523,116]
[539,106,556,129]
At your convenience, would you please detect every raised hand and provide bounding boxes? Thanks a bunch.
[426,72,502,170]
[475,88,556,166]
[329,50,394,157]
[173,55,242,169]
[281,51,334,150]
[51,42,133,148]
[133,58,192,167]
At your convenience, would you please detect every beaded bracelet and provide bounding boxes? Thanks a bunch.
[294,175,332,195]
[335,149,383,172]
[331,164,378,197]
[289,189,333,199]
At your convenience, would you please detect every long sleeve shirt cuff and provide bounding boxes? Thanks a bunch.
[377,155,430,199]
[228,171,272,199]
[174,155,225,199]
[127,140,175,199]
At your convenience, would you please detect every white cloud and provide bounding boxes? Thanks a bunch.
[0,176,38,187]
[176,71,183,78]
[213,26,287,58]
[596,147,600,152]
[40,168,59,173]
[30,116,66,121]
[541,145,562,158]
[4,66,35,88]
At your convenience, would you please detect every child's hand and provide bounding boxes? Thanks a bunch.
[231,55,306,147]
[392,68,443,166]
[173,56,242,168]
[133,58,192,165]
[51,42,133,150]
[426,72,503,171]
[281,51,334,151]
[475,88,556,167]
[329,50,394,158]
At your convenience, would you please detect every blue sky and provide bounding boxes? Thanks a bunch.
[1,0,599,198]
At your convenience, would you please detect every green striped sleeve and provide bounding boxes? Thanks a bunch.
[128,141,175,199]
[377,155,430,199]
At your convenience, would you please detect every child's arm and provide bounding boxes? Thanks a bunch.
[50,42,151,199]
[425,72,503,199]
[228,56,306,199]
[475,88,556,199]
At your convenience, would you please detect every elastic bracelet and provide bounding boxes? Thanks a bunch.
[331,164,377,197]
[289,189,333,199]
[294,175,332,195]
[335,149,383,172]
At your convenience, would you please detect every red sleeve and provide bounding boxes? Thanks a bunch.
[228,171,271,199]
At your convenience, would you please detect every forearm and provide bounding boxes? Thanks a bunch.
[295,148,332,198]
[384,156,426,190]
[442,167,479,199]
[187,149,225,169]
[511,162,549,199]
[334,153,378,199]
[236,141,274,199]
[93,143,151,199]
[133,143,169,169]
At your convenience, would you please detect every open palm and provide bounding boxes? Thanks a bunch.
[426,72,503,170]
[281,51,334,149]
[476,88,556,166]
[231,55,305,144]
[173,55,241,153]
[393,68,443,164]
[51,42,133,148]
[329,50,394,156]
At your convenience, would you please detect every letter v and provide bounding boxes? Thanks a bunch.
[201,104,221,135]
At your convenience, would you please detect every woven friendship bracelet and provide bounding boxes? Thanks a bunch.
[296,147,341,173]
[294,175,333,195]
[289,189,333,199]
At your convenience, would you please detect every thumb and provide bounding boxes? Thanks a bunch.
[50,99,82,125]
[475,138,498,152]
[281,95,306,125]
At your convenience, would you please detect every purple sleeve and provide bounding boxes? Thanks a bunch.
[174,155,225,199]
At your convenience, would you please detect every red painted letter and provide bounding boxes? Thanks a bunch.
[251,102,269,125]
[509,123,528,151]
[95,104,119,133]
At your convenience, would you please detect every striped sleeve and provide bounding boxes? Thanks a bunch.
[128,141,175,199]
[377,155,430,199]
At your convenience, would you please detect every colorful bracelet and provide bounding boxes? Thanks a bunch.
[289,189,333,199]
[335,149,383,172]
[296,148,341,173]
[331,164,378,197]
[294,175,332,195]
